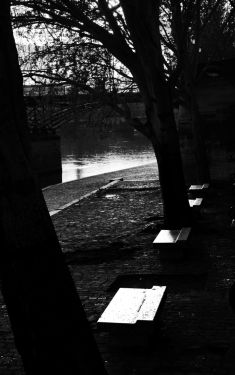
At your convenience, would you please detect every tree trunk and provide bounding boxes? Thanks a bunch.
[0,2,107,374]
[120,0,192,228]
[146,99,192,228]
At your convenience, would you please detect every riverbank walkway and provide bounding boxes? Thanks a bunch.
[42,162,158,212]
[1,162,235,374]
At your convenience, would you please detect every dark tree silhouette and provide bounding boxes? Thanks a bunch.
[161,0,235,183]
[12,0,194,226]
[0,1,107,374]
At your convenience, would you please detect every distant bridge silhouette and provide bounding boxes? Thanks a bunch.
[25,93,145,135]
[26,99,102,135]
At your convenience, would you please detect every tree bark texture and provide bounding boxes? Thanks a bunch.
[121,0,192,227]
[149,108,192,227]
[0,2,107,374]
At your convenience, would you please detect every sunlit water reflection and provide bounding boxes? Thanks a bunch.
[60,125,157,183]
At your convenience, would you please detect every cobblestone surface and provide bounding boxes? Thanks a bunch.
[1,174,235,374]
[43,162,158,211]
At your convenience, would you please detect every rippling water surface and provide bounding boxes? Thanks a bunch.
[60,124,157,183]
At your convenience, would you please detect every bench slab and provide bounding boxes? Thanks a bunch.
[189,184,209,190]
[153,227,191,245]
[177,227,191,241]
[153,227,191,259]
[153,229,179,244]
[97,286,167,328]
[189,198,203,207]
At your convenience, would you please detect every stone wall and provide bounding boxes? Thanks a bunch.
[31,135,62,188]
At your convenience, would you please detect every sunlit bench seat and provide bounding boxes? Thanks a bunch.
[189,184,209,191]
[97,286,167,337]
[189,184,210,197]
[189,198,203,208]
[189,198,203,215]
[153,227,191,259]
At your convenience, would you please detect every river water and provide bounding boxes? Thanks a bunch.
[60,124,157,183]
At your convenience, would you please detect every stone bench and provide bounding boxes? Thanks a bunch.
[97,286,167,339]
[189,198,203,215]
[153,227,191,259]
[189,183,209,191]
[189,184,209,198]
[189,198,203,207]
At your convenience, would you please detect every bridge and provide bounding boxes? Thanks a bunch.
[24,91,145,136]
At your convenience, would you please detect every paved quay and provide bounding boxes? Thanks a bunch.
[51,177,235,375]
[42,162,158,212]
[2,163,235,374]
